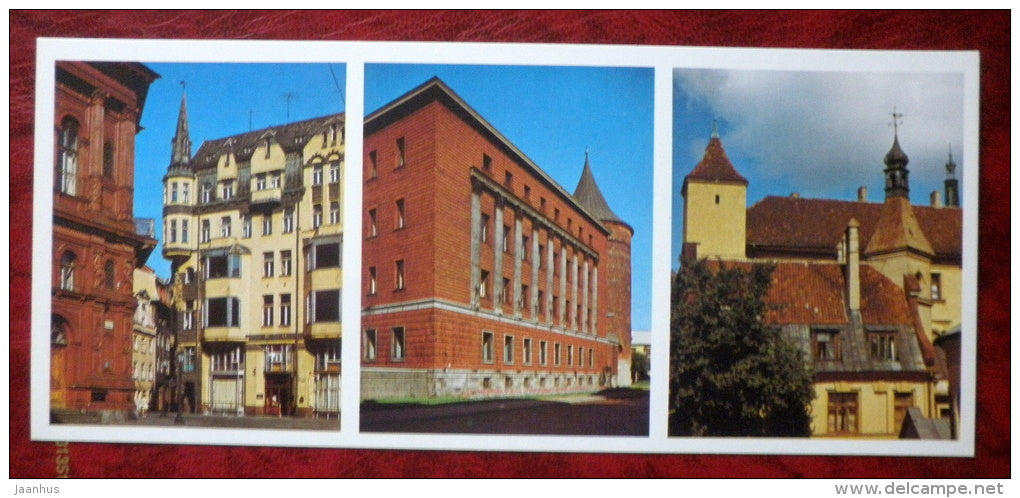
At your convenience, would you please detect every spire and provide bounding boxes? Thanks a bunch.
[572,151,627,227]
[883,108,909,200]
[684,125,748,186]
[944,144,960,207]
[170,82,192,168]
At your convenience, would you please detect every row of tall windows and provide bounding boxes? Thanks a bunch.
[311,161,342,186]
[261,294,293,327]
[481,332,595,368]
[812,329,900,362]
[365,198,405,237]
[365,259,404,295]
[361,327,404,362]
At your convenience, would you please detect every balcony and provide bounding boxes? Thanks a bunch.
[203,326,247,342]
[250,187,282,207]
[305,321,342,340]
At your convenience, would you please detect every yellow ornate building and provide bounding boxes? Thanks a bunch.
[162,90,344,417]
[680,125,961,438]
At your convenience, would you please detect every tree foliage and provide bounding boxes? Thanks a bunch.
[669,260,814,437]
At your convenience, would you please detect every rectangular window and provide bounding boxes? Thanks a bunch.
[500,277,510,305]
[539,340,548,366]
[205,254,241,279]
[221,181,233,200]
[368,150,378,179]
[395,260,405,290]
[264,344,292,372]
[482,153,492,173]
[171,182,179,203]
[201,184,211,203]
[170,220,178,243]
[329,202,340,225]
[205,297,240,327]
[220,216,231,238]
[182,183,190,203]
[269,172,281,189]
[313,204,323,228]
[391,327,405,361]
[521,235,529,261]
[502,225,511,252]
[309,242,341,269]
[280,250,292,276]
[182,301,194,331]
[567,344,573,366]
[255,174,266,191]
[368,209,378,237]
[812,329,840,361]
[930,273,943,301]
[329,161,340,184]
[262,215,272,236]
[308,289,341,323]
[482,331,494,363]
[262,295,274,327]
[282,209,294,233]
[520,284,529,311]
[368,266,377,295]
[588,348,594,368]
[504,171,513,188]
[312,164,323,186]
[211,346,243,372]
[363,329,378,361]
[827,392,858,434]
[503,335,514,364]
[181,346,196,373]
[554,343,561,366]
[395,198,405,229]
[315,343,341,372]
[242,215,251,238]
[279,293,291,327]
[263,252,274,277]
[200,220,210,243]
[182,220,189,243]
[479,270,489,299]
[480,213,489,243]
[523,338,532,365]
[869,331,898,361]
[395,137,405,168]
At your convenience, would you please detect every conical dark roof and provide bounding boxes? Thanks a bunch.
[170,91,192,168]
[572,153,626,226]
[685,135,748,185]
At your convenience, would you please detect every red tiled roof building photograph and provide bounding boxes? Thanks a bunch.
[673,69,965,439]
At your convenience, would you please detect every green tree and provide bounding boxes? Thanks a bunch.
[669,260,814,437]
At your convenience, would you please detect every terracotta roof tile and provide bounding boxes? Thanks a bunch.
[746,196,961,260]
[684,137,748,185]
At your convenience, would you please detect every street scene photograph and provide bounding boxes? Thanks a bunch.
[48,61,347,430]
[670,68,966,439]
[358,64,653,435]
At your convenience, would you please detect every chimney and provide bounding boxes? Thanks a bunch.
[845,219,861,313]
[857,186,868,202]
[930,190,943,208]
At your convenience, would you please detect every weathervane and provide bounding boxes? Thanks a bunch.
[889,107,904,137]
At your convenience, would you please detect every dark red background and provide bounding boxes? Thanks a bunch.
[10,10,1009,478]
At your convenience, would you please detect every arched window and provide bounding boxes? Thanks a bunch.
[59,251,76,291]
[57,117,79,195]
[51,315,69,346]
[104,259,116,289]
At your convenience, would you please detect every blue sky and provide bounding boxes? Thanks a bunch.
[671,68,965,269]
[134,63,654,330]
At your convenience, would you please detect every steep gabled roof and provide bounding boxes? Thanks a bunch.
[746,196,961,261]
[191,113,345,168]
[684,136,748,186]
[864,196,934,258]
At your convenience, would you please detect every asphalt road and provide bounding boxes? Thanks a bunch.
[360,388,649,436]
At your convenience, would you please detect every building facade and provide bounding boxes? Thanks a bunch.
[680,126,961,438]
[51,61,159,414]
[161,91,344,417]
[361,78,633,400]
[132,266,176,415]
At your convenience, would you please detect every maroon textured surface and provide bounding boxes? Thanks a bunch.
[10,10,1009,478]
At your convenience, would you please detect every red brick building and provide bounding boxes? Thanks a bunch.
[51,61,159,413]
[361,78,632,399]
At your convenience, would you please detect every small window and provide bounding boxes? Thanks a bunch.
[395,260,405,290]
[363,329,377,361]
[395,137,405,168]
[262,295,274,327]
[502,225,511,253]
[368,209,378,237]
[313,204,323,228]
[395,199,405,229]
[312,164,323,186]
[554,343,561,366]
[391,327,405,361]
[479,270,489,299]
[539,340,548,366]
[480,214,489,243]
[504,171,513,188]
[482,331,494,363]
[201,220,210,242]
[279,294,291,326]
[262,215,273,236]
[523,338,532,365]
[242,215,252,238]
[368,266,377,295]
[59,251,76,291]
[368,150,378,179]
[103,259,115,289]
[482,153,492,173]
[263,252,274,278]
[220,216,231,238]
[329,202,340,225]
[812,329,840,361]
[280,250,292,276]
[503,335,514,364]
[329,161,340,184]
[930,273,943,301]
[869,331,898,361]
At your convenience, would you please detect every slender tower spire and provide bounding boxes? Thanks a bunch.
[944,144,960,207]
[883,108,910,200]
[170,81,192,168]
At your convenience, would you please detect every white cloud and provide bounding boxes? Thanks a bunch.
[676,69,965,203]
